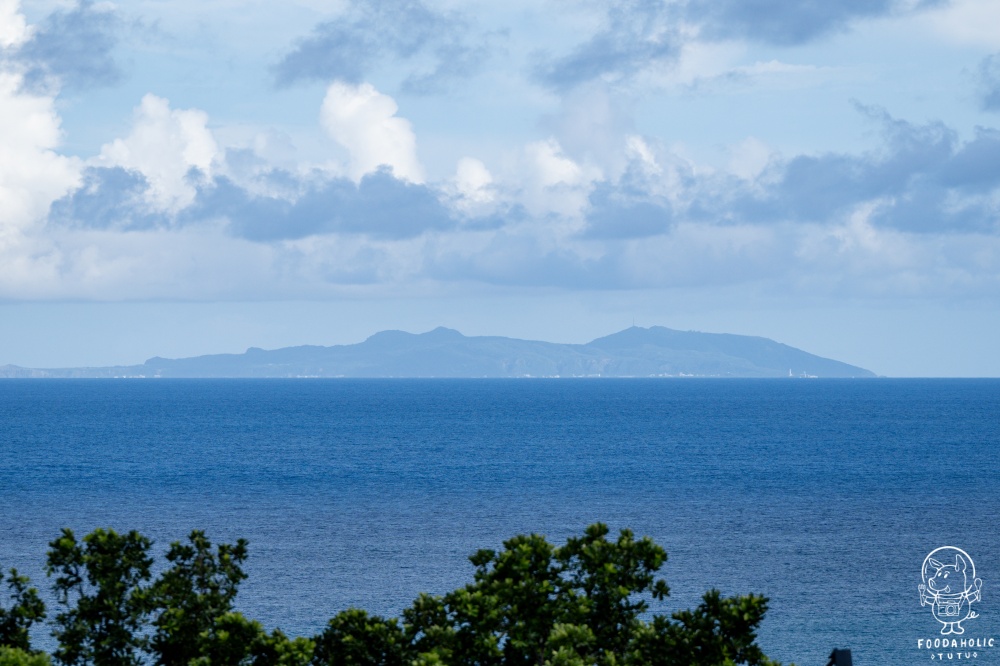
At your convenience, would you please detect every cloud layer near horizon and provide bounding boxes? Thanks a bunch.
[1,0,1000,304]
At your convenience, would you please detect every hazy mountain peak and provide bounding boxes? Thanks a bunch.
[425,326,464,338]
[364,327,466,347]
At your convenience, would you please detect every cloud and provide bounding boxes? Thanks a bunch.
[320,81,424,183]
[187,169,454,241]
[272,0,492,93]
[0,68,81,240]
[3,49,1000,304]
[977,53,1000,112]
[531,1,678,91]
[426,219,792,291]
[448,157,497,216]
[939,127,1000,191]
[581,182,674,239]
[777,116,954,223]
[727,137,774,181]
[50,158,452,242]
[0,0,32,49]
[914,0,1000,49]
[37,79,442,244]
[0,224,281,301]
[94,94,220,213]
[685,0,947,46]
[687,107,1000,235]
[398,40,495,95]
[511,138,603,220]
[528,0,943,91]
[14,0,123,91]
[48,167,168,231]
[539,83,637,179]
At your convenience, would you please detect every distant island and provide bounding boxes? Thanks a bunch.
[0,326,875,378]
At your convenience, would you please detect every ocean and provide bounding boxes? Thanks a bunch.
[1,378,998,665]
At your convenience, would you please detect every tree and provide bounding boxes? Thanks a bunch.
[146,530,249,666]
[557,523,670,658]
[46,528,153,666]
[146,531,312,666]
[399,523,780,666]
[0,569,46,652]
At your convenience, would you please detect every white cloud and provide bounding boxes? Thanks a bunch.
[0,224,281,300]
[787,203,957,297]
[0,69,81,245]
[0,0,997,313]
[649,37,744,89]
[449,157,496,215]
[95,94,220,213]
[528,139,589,188]
[915,0,1000,48]
[544,83,634,175]
[514,138,602,220]
[622,135,698,207]
[624,135,661,173]
[320,81,424,184]
[455,158,492,196]
[0,0,32,49]
[727,136,773,181]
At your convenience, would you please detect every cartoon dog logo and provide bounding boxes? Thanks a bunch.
[919,547,983,635]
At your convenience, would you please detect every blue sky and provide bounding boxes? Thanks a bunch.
[2,0,1000,376]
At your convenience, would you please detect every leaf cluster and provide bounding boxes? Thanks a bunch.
[146,530,250,666]
[0,646,52,666]
[0,571,46,653]
[42,529,306,666]
[46,528,153,666]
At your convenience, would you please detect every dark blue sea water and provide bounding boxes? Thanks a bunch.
[1,379,998,665]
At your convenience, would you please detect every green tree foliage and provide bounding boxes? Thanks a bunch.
[397,523,777,666]
[146,531,250,666]
[254,627,314,666]
[143,530,313,666]
[45,528,153,666]
[190,612,265,666]
[626,590,781,666]
[313,610,409,666]
[0,646,52,666]
[189,612,312,666]
[557,523,671,657]
[319,523,781,666]
[0,569,46,652]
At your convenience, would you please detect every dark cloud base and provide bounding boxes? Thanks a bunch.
[51,166,456,241]
[531,1,678,91]
[14,0,124,92]
[50,167,167,230]
[272,0,493,94]
[192,169,455,241]
[529,0,948,92]
[978,53,1000,112]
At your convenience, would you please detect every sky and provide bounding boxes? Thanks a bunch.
[2,0,1000,376]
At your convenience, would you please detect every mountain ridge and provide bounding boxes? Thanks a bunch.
[0,326,876,378]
